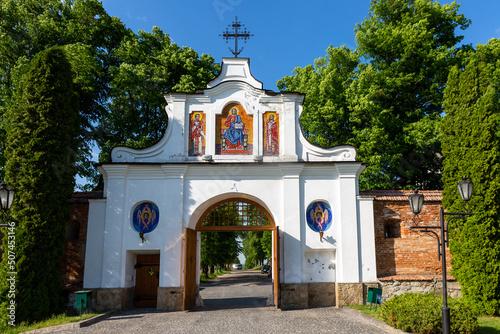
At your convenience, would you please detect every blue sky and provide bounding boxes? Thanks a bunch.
[100,0,500,91]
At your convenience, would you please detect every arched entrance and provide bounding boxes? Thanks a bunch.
[183,198,280,310]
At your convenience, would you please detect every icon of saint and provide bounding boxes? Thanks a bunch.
[265,114,278,154]
[190,113,205,155]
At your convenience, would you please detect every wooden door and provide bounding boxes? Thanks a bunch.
[183,228,197,310]
[134,254,160,307]
[273,226,280,308]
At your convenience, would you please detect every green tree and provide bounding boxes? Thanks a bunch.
[241,231,267,269]
[200,232,241,275]
[351,0,470,189]
[278,0,471,190]
[261,231,272,260]
[0,47,80,324]
[277,46,359,148]
[441,38,500,315]
[0,0,130,185]
[98,27,219,162]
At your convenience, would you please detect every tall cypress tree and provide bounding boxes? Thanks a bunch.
[0,46,79,324]
[442,39,500,315]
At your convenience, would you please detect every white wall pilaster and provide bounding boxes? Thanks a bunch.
[100,165,128,288]
[335,163,365,283]
[280,164,303,283]
[161,165,188,287]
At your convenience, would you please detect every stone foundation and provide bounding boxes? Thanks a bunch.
[335,283,364,308]
[157,287,183,311]
[280,283,308,310]
[308,282,336,307]
[94,288,134,311]
[379,276,462,301]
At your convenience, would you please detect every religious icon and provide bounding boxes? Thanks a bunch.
[189,112,205,156]
[263,112,279,156]
[216,104,253,154]
[132,202,160,235]
[306,201,332,241]
[224,107,245,148]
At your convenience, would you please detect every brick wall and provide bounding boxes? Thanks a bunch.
[60,192,101,293]
[361,190,451,278]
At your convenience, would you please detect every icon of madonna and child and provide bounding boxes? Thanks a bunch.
[218,105,252,154]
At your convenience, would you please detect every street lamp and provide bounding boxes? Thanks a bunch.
[408,177,474,334]
[0,182,15,227]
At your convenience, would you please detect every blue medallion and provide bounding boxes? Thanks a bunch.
[132,202,159,234]
[306,201,332,233]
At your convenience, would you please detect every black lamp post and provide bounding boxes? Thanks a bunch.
[408,177,474,334]
[0,182,15,227]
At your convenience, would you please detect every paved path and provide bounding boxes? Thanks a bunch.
[199,269,272,309]
[59,271,389,334]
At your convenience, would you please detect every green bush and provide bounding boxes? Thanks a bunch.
[379,293,479,334]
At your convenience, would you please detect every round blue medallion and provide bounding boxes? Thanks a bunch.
[132,202,159,234]
[306,201,332,233]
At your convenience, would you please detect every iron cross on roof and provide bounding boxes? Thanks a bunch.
[220,16,253,57]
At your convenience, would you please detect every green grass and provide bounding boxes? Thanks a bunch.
[477,316,500,334]
[0,312,100,334]
[347,304,384,321]
[200,268,229,284]
[348,305,500,333]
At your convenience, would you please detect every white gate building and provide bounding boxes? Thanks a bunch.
[83,58,377,310]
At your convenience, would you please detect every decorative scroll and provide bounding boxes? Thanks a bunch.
[306,201,332,233]
[263,112,279,156]
[133,202,160,234]
[189,112,206,156]
[216,104,253,155]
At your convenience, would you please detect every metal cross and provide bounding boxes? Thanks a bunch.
[220,16,253,57]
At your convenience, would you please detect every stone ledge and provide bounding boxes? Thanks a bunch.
[22,311,117,334]
[378,275,456,281]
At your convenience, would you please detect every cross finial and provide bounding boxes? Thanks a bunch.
[220,16,253,57]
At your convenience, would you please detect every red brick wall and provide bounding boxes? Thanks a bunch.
[373,199,451,277]
[60,193,96,292]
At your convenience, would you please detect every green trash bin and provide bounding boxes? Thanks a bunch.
[367,287,382,310]
[75,290,92,315]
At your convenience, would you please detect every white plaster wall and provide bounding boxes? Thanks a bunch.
[89,162,375,289]
[304,249,336,282]
[358,197,377,282]
[83,199,106,288]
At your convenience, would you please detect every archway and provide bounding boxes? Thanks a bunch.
[183,198,280,310]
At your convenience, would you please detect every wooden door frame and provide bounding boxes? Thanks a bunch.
[183,198,280,310]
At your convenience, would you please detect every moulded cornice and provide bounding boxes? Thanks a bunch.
[185,164,282,180]
[204,80,264,99]
[280,93,305,104]
[164,93,188,103]
[161,165,188,179]
[279,164,304,179]
[100,165,129,178]
[335,163,365,177]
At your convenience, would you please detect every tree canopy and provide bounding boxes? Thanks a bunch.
[278,0,471,190]
[0,46,79,324]
[0,0,219,188]
[442,38,500,315]
[98,27,219,164]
